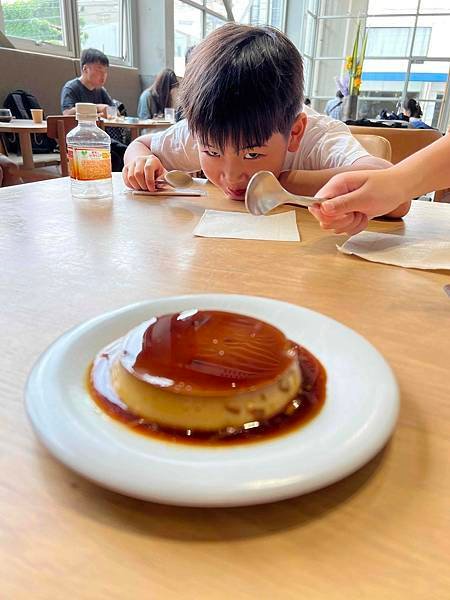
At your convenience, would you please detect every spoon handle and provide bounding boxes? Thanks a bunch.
[285,192,323,208]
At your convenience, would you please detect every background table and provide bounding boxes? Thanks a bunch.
[101,118,172,140]
[1,174,450,599]
[0,118,47,168]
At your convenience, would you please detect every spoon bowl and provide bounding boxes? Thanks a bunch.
[245,171,322,215]
[164,170,194,188]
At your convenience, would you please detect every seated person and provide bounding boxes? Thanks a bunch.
[0,154,21,187]
[325,91,344,121]
[61,48,126,171]
[137,68,179,120]
[401,98,433,130]
[123,24,410,220]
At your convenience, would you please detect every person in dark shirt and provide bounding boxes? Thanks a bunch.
[61,48,113,117]
[61,48,126,171]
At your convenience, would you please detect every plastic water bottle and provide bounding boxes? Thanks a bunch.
[67,102,112,201]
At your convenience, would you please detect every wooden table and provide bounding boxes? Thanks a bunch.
[1,174,450,599]
[0,118,47,169]
[101,118,172,140]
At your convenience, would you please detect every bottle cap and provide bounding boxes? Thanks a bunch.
[75,102,97,121]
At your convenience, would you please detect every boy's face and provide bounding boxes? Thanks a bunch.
[197,114,307,200]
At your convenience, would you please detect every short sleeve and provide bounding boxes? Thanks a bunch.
[61,84,77,112]
[150,119,201,172]
[285,108,371,171]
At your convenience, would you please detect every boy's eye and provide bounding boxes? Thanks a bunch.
[243,152,262,159]
[202,149,220,157]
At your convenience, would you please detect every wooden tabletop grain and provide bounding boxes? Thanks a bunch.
[1,173,450,599]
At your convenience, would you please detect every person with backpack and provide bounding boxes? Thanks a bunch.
[325,91,344,121]
[61,48,127,170]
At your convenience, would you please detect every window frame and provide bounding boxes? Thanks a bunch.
[304,2,450,131]
[0,0,133,66]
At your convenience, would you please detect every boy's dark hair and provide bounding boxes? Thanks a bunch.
[81,48,109,69]
[179,23,304,152]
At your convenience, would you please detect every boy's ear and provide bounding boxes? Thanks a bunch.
[287,113,307,152]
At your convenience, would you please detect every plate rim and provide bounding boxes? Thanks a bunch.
[25,293,399,507]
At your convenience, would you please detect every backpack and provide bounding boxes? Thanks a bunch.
[3,90,57,154]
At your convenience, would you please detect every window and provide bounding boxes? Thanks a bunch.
[1,0,69,52]
[303,0,450,130]
[174,0,286,76]
[0,0,132,64]
[77,0,127,61]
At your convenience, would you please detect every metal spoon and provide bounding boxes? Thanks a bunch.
[245,171,323,216]
[163,170,194,188]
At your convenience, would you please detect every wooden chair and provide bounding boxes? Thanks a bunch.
[349,125,441,164]
[353,133,392,161]
[46,115,77,177]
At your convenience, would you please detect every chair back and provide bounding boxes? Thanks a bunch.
[349,125,441,164]
[353,134,392,161]
[46,115,77,176]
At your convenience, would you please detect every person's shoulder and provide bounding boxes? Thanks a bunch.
[63,78,80,90]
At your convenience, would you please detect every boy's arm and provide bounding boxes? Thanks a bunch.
[123,134,153,164]
[279,156,411,218]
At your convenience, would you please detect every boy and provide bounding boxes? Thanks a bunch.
[123,24,410,219]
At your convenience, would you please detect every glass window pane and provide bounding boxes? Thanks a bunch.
[205,1,227,17]
[316,18,359,59]
[419,1,450,14]
[77,0,121,57]
[230,0,284,27]
[407,61,449,123]
[357,97,402,119]
[174,1,203,77]
[320,1,350,17]
[313,59,344,97]
[3,0,65,46]
[362,58,409,96]
[365,16,416,58]
[205,13,226,36]
[367,0,419,15]
[413,16,450,57]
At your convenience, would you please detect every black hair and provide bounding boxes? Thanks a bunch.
[81,48,109,69]
[304,98,311,105]
[179,23,304,152]
[404,98,423,118]
[336,90,344,99]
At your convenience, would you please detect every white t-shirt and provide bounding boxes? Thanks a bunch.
[150,105,369,172]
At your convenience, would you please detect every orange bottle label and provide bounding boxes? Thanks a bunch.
[68,147,111,181]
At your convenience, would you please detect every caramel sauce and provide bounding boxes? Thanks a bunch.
[88,342,326,446]
[120,310,297,395]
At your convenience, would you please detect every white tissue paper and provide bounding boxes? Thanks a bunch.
[193,209,300,242]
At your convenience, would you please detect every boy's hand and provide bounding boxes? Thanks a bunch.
[308,170,408,236]
[122,155,167,191]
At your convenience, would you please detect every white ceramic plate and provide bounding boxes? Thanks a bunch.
[25,294,399,507]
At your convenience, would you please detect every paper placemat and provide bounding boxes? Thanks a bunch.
[194,209,300,241]
[338,231,450,270]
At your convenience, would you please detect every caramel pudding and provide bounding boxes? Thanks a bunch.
[89,309,326,445]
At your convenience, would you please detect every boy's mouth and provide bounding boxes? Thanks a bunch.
[226,187,247,199]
